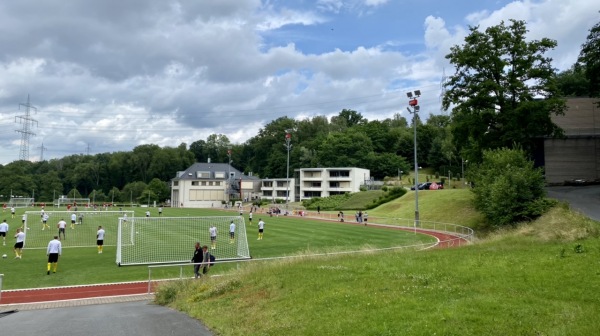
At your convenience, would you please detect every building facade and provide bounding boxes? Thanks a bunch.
[544,98,600,184]
[171,162,261,208]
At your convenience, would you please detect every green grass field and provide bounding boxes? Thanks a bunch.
[0,206,435,290]
[155,203,600,336]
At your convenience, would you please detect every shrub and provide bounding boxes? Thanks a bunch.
[366,187,407,209]
[471,147,552,227]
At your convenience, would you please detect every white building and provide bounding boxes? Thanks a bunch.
[260,167,370,202]
[171,162,261,208]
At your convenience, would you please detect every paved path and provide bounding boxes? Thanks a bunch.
[0,299,213,336]
[547,185,600,221]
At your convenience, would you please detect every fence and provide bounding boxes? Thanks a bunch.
[146,217,474,293]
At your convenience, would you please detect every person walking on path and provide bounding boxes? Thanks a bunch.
[191,242,203,278]
[97,226,105,254]
[14,228,25,259]
[46,235,62,274]
[0,219,8,246]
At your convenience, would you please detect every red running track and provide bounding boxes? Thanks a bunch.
[0,229,467,305]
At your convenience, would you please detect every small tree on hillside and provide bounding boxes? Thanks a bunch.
[471,147,554,227]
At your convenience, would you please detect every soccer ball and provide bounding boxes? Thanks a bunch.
[2,254,7,259]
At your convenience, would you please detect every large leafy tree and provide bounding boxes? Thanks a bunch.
[577,17,600,98]
[443,20,565,161]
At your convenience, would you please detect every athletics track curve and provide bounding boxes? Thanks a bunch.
[0,225,468,305]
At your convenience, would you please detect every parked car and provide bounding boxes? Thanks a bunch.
[410,182,443,190]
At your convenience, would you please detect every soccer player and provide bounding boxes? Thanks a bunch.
[40,208,45,222]
[191,242,203,278]
[257,218,265,240]
[209,224,217,250]
[57,218,67,240]
[158,207,163,216]
[201,245,212,275]
[70,212,77,229]
[14,228,25,259]
[21,213,26,226]
[363,211,368,226]
[46,235,62,275]
[42,213,50,230]
[145,210,150,217]
[0,219,9,246]
[78,213,84,225]
[248,211,253,225]
[239,207,243,216]
[229,220,236,244]
[11,207,15,218]
[96,226,105,254]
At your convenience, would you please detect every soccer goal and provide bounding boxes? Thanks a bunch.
[8,197,34,208]
[23,211,134,249]
[55,197,91,208]
[116,216,251,266]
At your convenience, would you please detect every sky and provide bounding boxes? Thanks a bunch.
[0,0,597,164]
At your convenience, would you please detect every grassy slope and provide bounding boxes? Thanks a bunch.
[158,201,600,335]
[338,190,384,210]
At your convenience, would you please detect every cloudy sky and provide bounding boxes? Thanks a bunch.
[0,0,597,164]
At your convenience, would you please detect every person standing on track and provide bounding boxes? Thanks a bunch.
[191,242,203,278]
[97,226,105,254]
[46,235,62,275]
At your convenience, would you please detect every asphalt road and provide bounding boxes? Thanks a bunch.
[546,185,600,221]
[0,301,213,336]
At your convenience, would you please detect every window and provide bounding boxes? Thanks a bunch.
[196,171,210,178]
[201,181,207,186]
[303,191,322,198]
[263,191,272,196]
[192,181,199,186]
[311,182,321,188]
[277,181,286,187]
[329,181,340,188]
[330,170,350,177]
[209,181,214,186]
[263,181,273,187]
[215,172,225,179]
[173,181,179,186]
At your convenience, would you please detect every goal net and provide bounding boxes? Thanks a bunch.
[23,211,134,249]
[116,216,250,266]
[56,198,91,208]
[8,197,34,208]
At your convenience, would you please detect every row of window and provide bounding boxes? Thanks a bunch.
[191,181,222,186]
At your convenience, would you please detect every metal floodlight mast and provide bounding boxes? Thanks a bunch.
[284,130,292,211]
[406,90,421,228]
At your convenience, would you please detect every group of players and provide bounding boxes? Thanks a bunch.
[0,214,107,275]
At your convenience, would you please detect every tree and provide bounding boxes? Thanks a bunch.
[471,147,553,227]
[556,66,589,97]
[577,17,600,98]
[443,20,565,161]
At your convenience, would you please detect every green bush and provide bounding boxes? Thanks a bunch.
[471,147,553,227]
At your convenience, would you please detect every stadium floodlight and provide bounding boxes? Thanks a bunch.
[116,216,251,266]
[407,90,421,229]
[284,130,292,212]
[23,211,134,249]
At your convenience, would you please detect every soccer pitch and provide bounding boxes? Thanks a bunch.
[0,207,436,290]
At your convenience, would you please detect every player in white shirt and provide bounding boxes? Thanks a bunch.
[46,235,62,274]
[96,226,105,254]
[257,219,265,240]
[248,211,253,225]
[21,214,26,226]
[145,210,150,217]
[0,219,9,245]
[209,225,217,250]
[158,207,163,216]
[10,207,15,218]
[14,228,25,259]
[57,218,67,240]
[70,213,77,229]
[229,220,236,244]
[42,213,50,230]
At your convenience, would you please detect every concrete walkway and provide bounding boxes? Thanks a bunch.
[0,294,214,336]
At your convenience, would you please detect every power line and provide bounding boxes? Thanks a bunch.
[38,142,48,161]
[15,95,38,161]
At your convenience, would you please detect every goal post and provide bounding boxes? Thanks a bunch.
[116,216,251,266]
[55,198,91,208]
[8,198,34,208]
[23,211,134,249]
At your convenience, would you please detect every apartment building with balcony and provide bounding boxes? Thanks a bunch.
[261,178,295,203]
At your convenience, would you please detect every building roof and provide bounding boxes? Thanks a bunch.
[173,162,260,181]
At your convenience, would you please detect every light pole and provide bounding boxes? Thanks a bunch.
[407,90,421,228]
[227,147,232,206]
[461,157,468,186]
[284,130,292,212]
